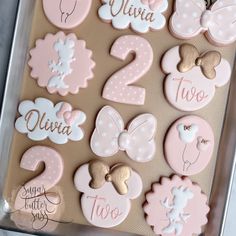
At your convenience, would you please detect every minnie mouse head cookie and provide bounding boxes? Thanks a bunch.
[169,0,236,46]
[28,31,95,96]
[162,43,231,111]
[74,160,142,228]
[144,175,210,236]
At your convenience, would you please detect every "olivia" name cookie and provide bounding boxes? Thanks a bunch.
[74,160,142,228]
[162,44,231,111]
[98,0,168,33]
[15,98,86,144]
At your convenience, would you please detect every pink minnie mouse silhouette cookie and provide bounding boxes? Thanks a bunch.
[169,0,236,46]
[162,44,231,111]
[90,106,157,163]
[74,160,142,228]
[144,175,210,236]
[164,115,214,176]
[28,31,95,96]
[43,0,92,29]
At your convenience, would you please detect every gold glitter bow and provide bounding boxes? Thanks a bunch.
[177,43,221,80]
[88,160,131,195]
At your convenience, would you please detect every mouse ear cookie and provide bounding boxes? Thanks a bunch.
[28,31,95,96]
[43,0,92,29]
[162,44,232,111]
[144,175,210,236]
[74,160,143,228]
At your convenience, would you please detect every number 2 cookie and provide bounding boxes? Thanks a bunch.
[43,0,92,29]
[28,31,95,96]
[74,160,142,228]
[164,115,214,176]
[162,44,231,111]
[144,175,210,236]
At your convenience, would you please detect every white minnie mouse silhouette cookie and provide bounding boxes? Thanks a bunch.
[162,43,231,111]
[74,160,142,228]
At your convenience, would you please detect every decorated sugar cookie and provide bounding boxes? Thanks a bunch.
[90,106,157,162]
[169,0,236,46]
[144,175,210,236]
[11,146,64,231]
[28,32,95,96]
[102,35,154,105]
[74,160,142,228]
[15,98,86,144]
[98,0,168,33]
[164,116,214,176]
[43,0,92,29]
[162,44,231,111]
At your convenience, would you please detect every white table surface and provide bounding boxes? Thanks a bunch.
[0,0,235,236]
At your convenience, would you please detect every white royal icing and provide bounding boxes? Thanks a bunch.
[15,98,86,144]
[98,0,168,33]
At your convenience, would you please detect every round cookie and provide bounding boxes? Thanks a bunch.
[28,31,95,96]
[43,0,92,29]
[144,175,210,236]
[164,115,214,176]
[74,160,143,228]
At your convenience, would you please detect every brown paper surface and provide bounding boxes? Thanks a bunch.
[3,0,236,235]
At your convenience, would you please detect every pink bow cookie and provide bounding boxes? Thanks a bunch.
[141,0,163,11]
[57,102,85,126]
[170,0,236,46]
[90,106,157,163]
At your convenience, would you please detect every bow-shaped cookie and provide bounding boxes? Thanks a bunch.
[90,106,157,163]
[89,160,131,195]
[177,44,221,80]
[170,0,236,46]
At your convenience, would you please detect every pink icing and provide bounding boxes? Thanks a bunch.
[102,35,153,105]
[74,163,142,228]
[141,0,164,11]
[13,146,64,231]
[162,45,231,111]
[164,115,214,176]
[169,0,236,46]
[43,0,92,29]
[90,106,157,163]
[144,175,210,236]
[28,31,95,96]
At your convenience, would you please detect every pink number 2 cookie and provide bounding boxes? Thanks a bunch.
[43,0,92,29]
[102,35,153,106]
[144,175,210,236]
[28,31,95,96]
